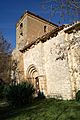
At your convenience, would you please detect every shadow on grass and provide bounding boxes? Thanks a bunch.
[0,100,35,120]
[0,102,19,120]
[0,99,44,120]
[0,99,80,120]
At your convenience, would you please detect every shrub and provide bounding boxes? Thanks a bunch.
[0,79,5,100]
[0,84,4,100]
[76,90,80,101]
[4,81,35,107]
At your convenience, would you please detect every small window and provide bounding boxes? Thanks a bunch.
[20,23,23,29]
[44,26,47,32]
[20,23,23,36]
[20,32,23,36]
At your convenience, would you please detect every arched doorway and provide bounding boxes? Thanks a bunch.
[27,64,40,94]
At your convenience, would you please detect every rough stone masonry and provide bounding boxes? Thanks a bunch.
[12,11,80,100]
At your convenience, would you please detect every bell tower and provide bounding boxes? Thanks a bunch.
[16,11,58,50]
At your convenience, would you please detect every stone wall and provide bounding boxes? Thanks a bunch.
[23,42,47,95]
[23,30,73,99]
[14,19,80,100]
[16,15,27,49]
[27,14,56,44]
[43,31,72,99]
[66,31,80,98]
[12,48,24,83]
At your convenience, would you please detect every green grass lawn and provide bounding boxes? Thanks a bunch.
[0,99,80,120]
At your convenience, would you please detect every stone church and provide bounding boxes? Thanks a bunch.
[12,11,80,100]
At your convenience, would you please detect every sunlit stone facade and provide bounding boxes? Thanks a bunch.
[12,11,80,99]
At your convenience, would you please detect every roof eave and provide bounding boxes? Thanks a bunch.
[20,25,65,53]
[64,22,80,34]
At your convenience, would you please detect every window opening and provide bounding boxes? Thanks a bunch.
[20,23,23,29]
[20,23,23,36]
[44,26,47,32]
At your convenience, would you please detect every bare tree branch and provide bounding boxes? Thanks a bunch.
[0,33,12,83]
[41,0,80,24]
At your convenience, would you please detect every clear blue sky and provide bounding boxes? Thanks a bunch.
[0,0,79,49]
